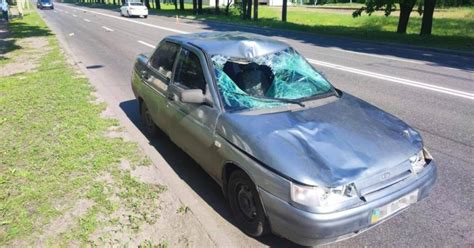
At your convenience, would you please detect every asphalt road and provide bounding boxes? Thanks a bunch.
[38,4,474,247]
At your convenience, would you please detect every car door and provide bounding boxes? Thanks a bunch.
[165,47,222,181]
[141,41,180,134]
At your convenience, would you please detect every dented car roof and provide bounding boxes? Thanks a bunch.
[167,32,290,59]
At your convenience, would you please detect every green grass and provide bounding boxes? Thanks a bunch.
[0,10,166,246]
[156,5,474,51]
[76,0,473,52]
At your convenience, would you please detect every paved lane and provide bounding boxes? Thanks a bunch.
[40,4,473,247]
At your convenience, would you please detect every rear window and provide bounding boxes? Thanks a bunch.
[130,3,143,6]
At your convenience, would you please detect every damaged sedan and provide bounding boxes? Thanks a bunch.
[131,32,437,246]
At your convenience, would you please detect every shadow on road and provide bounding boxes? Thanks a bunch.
[119,99,304,248]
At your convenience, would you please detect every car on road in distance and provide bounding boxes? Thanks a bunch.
[37,0,54,9]
[120,0,148,18]
[131,32,437,246]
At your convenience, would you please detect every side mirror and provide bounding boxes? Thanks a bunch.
[179,89,206,104]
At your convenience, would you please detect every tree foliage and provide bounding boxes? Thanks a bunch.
[353,0,437,35]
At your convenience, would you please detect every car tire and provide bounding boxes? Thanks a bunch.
[144,15,148,18]
[127,11,131,17]
[227,170,269,237]
[140,101,159,137]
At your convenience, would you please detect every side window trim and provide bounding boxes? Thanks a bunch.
[148,41,180,84]
[171,47,207,92]
[170,45,225,110]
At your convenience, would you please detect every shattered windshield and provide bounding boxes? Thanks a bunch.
[212,48,333,112]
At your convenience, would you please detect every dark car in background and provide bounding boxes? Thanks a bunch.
[130,32,437,246]
[37,0,53,9]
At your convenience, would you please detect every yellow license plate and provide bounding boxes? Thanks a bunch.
[371,190,419,224]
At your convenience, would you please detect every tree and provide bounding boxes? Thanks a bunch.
[144,0,151,9]
[421,0,436,35]
[174,0,177,10]
[398,0,416,33]
[241,0,248,19]
[179,0,184,10]
[354,0,417,34]
[353,0,437,35]
[215,0,219,13]
[224,0,232,15]
[253,0,258,20]
[282,0,287,22]
[198,0,202,14]
[155,0,161,10]
[192,0,197,13]
[246,0,252,19]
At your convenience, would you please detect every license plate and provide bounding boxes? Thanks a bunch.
[370,190,419,224]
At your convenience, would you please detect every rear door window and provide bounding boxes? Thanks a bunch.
[149,41,180,82]
[173,48,206,93]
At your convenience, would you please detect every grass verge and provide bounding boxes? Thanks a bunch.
[75,2,474,52]
[0,10,166,246]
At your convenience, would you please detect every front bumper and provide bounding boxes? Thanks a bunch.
[259,162,437,246]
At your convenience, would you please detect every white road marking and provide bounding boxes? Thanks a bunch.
[138,40,155,48]
[59,4,188,34]
[84,18,91,22]
[68,32,74,36]
[307,59,474,100]
[57,4,473,100]
[102,26,114,32]
[330,48,425,65]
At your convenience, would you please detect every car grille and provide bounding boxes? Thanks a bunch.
[354,161,413,202]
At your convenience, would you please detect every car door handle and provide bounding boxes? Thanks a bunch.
[141,70,149,80]
[167,93,176,101]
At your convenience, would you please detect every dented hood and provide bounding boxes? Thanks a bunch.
[217,94,423,187]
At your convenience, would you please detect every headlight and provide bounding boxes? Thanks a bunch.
[410,148,431,174]
[290,182,356,208]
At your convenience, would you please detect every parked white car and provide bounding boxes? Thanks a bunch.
[120,1,148,18]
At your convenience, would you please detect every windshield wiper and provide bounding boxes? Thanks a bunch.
[227,91,306,107]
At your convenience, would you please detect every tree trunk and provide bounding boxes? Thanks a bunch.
[156,0,161,9]
[174,0,177,10]
[215,0,219,13]
[420,0,436,35]
[282,0,287,22]
[225,0,230,15]
[145,0,151,8]
[192,0,196,13]
[242,0,247,19]
[246,0,252,19]
[253,0,258,20]
[198,0,202,13]
[179,0,184,10]
[397,2,415,34]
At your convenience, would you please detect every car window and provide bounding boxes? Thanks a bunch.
[130,3,143,5]
[173,49,206,93]
[149,41,180,82]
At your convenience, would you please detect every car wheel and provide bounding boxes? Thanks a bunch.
[127,11,131,17]
[144,15,148,18]
[227,170,269,237]
[140,101,159,137]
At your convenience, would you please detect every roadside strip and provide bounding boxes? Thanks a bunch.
[56,4,474,101]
